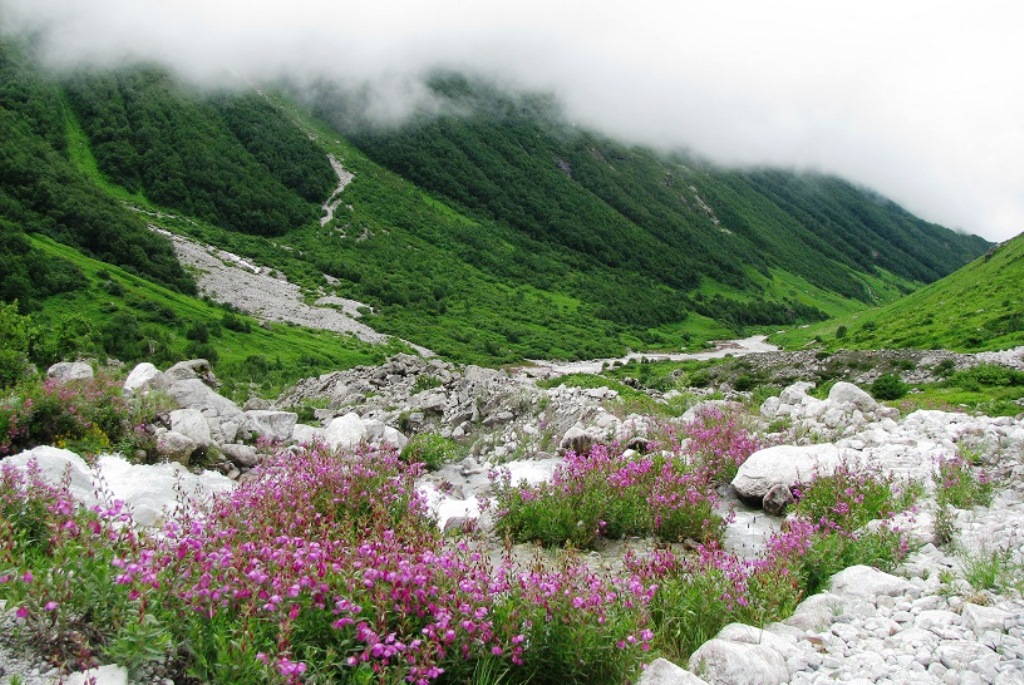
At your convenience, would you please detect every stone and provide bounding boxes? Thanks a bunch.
[291,423,326,445]
[559,424,599,455]
[4,447,96,505]
[46,361,93,382]
[637,658,709,685]
[164,358,217,386]
[60,664,129,685]
[689,638,789,685]
[169,408,213,449]
[324,412,367,451]
[830,565,914,601]
[123,362,167,396]
[242,410,298,442]
[827,382,879,412]
[156,430,198,466]
[731,443,847,502]
[785,592,847,632]
[221,443,260,468]
[762,483,795,516]
[716,623,803,660]
[166,379,244,444]
[778,382,816,406]
[962,603,1010,636]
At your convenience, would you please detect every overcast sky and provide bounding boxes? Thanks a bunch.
[4,0,1021,242]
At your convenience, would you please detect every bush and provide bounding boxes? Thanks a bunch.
[399,433,463,471]
[492,443,726,548]
[870,373,907,401]
[0,301,36,389]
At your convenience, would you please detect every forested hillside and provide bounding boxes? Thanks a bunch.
[0,42,194,303]
[0,42,994,373]
[323,74,986,306]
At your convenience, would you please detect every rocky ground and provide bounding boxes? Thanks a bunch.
[3,346,1024,684]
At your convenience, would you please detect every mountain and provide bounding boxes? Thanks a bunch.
[0,41,992,381]
[777,233,1024,352]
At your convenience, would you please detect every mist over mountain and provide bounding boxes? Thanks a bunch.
[0,38,995,372]
[2,0,1022,243]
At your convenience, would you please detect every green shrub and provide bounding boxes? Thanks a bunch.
[0,301,37,390]
[400,433,464,471]
[870,374,907,401]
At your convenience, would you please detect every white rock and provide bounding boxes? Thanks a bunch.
[4,446,96,504]
[689,638,789,685]
[122,362,166,396]
[779,382,815,406]
[962,603,1010,636]
[291,423,326,445]
[55,664,128,685]
[637,658,709,685]
[169,408,213,449]
[829,565,914,600]
[242,409,298,442]
[46,361,93,382]
[731,443,848,500]
[167,379,244,444]
[324,412,367,451]
[786,592,847,632]
[221,443,260,468]
[156,430,197,466]
[716,623,803,660]
[827,382,879,412]
[380,426,409,450]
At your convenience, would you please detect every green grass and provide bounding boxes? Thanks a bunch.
[774,234,1024,352]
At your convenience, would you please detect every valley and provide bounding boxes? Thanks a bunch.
[1,33,1023,685]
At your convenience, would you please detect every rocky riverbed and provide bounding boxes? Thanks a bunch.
[2,348,1024,684]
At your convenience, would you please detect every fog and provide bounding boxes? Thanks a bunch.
[4,0,1021,241]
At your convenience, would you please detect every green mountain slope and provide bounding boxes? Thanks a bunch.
[775,235,1024,352]
[318,74,987,305]
[0,44,995,370]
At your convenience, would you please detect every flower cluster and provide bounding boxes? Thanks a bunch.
[492,443,724,548]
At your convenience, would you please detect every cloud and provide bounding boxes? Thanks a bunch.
[3,0,1022,241]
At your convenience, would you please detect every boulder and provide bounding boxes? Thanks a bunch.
[829,565,914,600]
[762,483,794,516]
[46,361,93,382]
[242,410,298,442]
[324,412,367,451]
[291,423,326,445]
[62,664,129,685]
[637,658,709,685]
[363,419,409,450]
[5,447,96,504]
[559,424,600,455]
[688,636,788,685]
[92,455,234,527]
[221,443,260,469]
[156,431,198,466]
[731,443,847,502]
[166,379,244,444]
[169,408,213,449]
[123,362,167,396]
[784,592,846,632]
[827,381,879,411]
[165,359,216,386]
